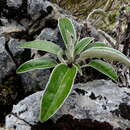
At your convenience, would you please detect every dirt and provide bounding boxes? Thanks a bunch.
[0,75,25,126]
[32,115,129,130]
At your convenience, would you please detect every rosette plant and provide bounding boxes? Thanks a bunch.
[16,17,130,122]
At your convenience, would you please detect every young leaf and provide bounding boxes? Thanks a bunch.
[87,60,118,81]
[58,17,77,46]
[39,64,77,122]
[65,30,75,59]
[20,40,63,55]
[16,58,57,73]
[80,47,130,66]
[75,37,94,55]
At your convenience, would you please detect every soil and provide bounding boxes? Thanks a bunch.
[32,115,130,130]
[0,74,25,126]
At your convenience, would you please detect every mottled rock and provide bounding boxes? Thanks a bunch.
[6,80,130,130]
[20,69,50,93]
[28,0,48,16]
[37,28,58,42]
[7,0,22,8]
[0,37,25,125]
[36,28,64,47]
[7,38,25,64]
[6,91,42,130]
[0,128,5,130]
[0,23,26,39]
[0,37,16,82]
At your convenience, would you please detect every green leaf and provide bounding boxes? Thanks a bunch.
[87,60,118,81]
[75,37,94,55]
[20,40,63,55]
[58,17,77,46]
[80,47,130,66]
[75,64,83,75]
[39,64,77,122]
[16,58,57,73]
[86,42,109,49]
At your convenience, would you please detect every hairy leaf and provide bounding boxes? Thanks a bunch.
[87,60,118,81]
[58,17,77,46]
[86,42,109,49]
[16,58,57,73]
[75,37,94,54]
[40,64,77,122]
[20,40,63,55]
[80,47,130,66]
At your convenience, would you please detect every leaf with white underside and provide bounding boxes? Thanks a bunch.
[16,58,57,73]
[80,47,130,66]
[39,64,77,122]
[75,37,94,55]
[87,60,118,81]
[58,17,77,46]
[20,40,63,55]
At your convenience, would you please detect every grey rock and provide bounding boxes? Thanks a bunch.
[0,37,5,53]
[0,128,6,130]
[6,80,130,130]
[36,28,64,47]
[37,28,58,42]
[0,18,8,26]
[0,37,16,82]
[20,69,50,93]
[8,39,25,64]
[8,39,23,56]
[0,23,25,36]
[6,91,42,130]
[7,0,22,8]
[6,0,48,12]
[27,0,51,19]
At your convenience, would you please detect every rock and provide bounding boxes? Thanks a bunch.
[19,69,50,93]
[0,37,16,82]
[6,80,130,130]
[0,23,25,36]
[6,91,42,130]
[36,28,64,48]
[28,0,49,17]
[7,38,26,65]
[37,28,60,43]
[0,128,5,130]
[7,0,22,8]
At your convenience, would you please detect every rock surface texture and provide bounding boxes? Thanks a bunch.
[6,80,130,130]
[0,37,16,82]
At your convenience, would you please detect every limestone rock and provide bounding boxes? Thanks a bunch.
[7,0,22,8]
[7,38,25,65]
[0,37,16,82]
[6,91,42,130]
[6,80,130,130]
[20,69,50,93]
[36,28,64,49]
